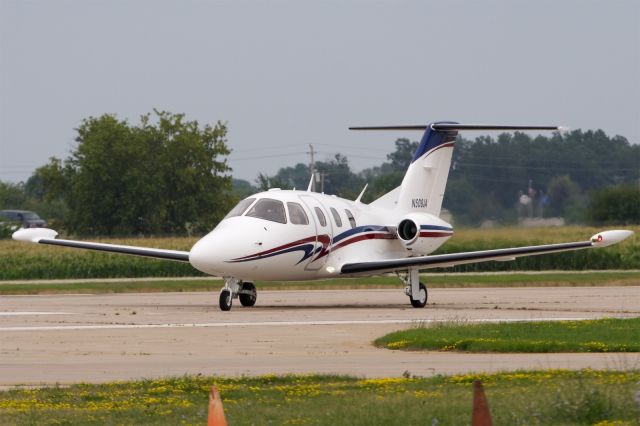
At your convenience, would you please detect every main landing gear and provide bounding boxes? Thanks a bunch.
[219,278,257,311]
[401,269,428,308]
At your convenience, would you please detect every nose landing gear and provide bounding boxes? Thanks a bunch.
[219,278,257,311]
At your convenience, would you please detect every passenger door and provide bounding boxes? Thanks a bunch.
[298,195,333,271]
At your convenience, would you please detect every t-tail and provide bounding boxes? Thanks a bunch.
[350,123,562,216]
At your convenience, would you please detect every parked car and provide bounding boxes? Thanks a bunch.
[0,210,47,229]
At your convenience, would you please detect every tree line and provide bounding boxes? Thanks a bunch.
[1,110,638,236]
[250,130,640,226]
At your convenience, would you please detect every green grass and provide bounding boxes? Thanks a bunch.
[1,226,638,279]
[1,371,638,425]
[0,272,638,295]
[375,318,640,353]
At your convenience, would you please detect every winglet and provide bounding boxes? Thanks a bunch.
[12,228,59,243]
[355,184,368,203]
[590,230,634,247]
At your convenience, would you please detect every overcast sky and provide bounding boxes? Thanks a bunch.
[1,0,638,184]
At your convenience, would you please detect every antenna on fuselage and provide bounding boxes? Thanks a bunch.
[307,173,314,192]
[355,184,368,203]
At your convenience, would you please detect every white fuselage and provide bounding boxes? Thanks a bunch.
[189,189,453,281]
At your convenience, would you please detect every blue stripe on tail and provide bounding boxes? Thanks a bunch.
[411,121,459,163]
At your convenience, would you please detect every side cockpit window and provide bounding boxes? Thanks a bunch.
[246,198,287,224]
[287,202,309,225]
[344,209,356,228]
[224,198,256,219]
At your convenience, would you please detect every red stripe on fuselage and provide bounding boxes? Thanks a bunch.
[419,231,453,238]
[232,235,318,260]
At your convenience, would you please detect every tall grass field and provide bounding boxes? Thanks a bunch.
[1,226,637,280]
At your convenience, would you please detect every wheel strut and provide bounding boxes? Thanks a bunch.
[401,269,428,308]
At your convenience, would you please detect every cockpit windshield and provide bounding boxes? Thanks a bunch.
[245,198,287,224]
[224,198,256,220]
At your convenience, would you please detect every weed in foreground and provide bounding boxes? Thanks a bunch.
[0,370,639,425]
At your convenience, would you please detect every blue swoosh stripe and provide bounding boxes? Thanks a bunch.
[332,225,390,244]
[420,225,453,232]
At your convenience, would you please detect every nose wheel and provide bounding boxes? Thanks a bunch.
[219,289,233,311]
[218,278,257,311]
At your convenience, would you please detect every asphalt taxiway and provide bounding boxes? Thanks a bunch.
[1,286,639,385]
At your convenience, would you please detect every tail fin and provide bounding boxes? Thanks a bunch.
[351,123,561,216]
[394,122,458,216]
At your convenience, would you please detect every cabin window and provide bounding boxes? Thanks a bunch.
[224,198,256,219]
[246,198,287,224]
[287,202,309,225]
[330,207,342,227]
[314,207,327,227]
[344,209,356,228]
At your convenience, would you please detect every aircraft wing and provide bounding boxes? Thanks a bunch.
[340,230,633,275]
[12,228,190,262]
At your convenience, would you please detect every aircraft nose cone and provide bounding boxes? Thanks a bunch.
[189,235,224,275]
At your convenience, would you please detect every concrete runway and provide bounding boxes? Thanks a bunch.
[1,286,639,385]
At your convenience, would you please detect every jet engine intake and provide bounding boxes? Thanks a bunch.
[395,212,453,255]
[397,218,419,246]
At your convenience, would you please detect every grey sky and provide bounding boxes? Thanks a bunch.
[1,0,638,184]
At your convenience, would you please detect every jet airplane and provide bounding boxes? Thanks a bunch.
[13,123,634,310]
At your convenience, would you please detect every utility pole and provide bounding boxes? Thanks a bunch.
[307,144,316,192]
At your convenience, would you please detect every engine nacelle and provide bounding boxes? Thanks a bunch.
[396,213,453,255]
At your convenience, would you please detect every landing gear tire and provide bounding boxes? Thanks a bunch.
[219,289,232,311]
[410,282,428,308]
[239,282,257,307]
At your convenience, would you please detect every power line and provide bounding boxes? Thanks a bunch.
[229,152,306,161]
[455,162,638,172]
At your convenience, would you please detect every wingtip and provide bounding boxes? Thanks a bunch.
[12,227,58,243]
[590,230,634,247]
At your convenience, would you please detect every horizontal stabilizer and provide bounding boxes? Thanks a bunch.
[350,124,564,132]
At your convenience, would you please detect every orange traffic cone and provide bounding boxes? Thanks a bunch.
[208,385,228,426]
[471,380,492,426]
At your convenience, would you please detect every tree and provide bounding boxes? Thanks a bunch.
[258,154,364,199]
[589,184,640,225]
[0,181,28,208]
[42,110,232,235]
[386,138,419,172]
[314,154,363,198]
[269,163,311,190]
[232,179,256,199]
[546,175,583,221]
[255,172,292,191]
[360,138,419,202]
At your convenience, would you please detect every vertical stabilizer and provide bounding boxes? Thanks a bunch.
[396,122,458,216]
